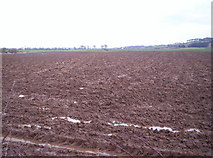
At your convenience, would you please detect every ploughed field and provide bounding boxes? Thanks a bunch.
[1,51,212,156]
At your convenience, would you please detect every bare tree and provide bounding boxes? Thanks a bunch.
[101,44,108,50]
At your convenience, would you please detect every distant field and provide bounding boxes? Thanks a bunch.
[18,47,211,53]
[120,47,212,52]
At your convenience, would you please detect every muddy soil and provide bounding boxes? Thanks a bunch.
[1,51,212,156]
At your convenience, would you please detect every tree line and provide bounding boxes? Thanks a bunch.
[0,44,108,53]
[0,37,212,53]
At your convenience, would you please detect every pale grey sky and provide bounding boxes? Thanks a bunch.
[0,0,211,48]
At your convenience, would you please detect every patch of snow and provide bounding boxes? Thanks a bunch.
[59,117,81,123]
[107,122,113,126]
[185,128,201,133]
[18,95,25,98]
[40,107,50,110]
[109,120,141,128]
[117,74,127,78]
[132,124,141,128]
[51,117,57,120]
[107,120,202,134]
[113,123,129,127]
[34,125,42,129]
[83,120,92,124]
[21,124,32,128]
[19,124,51,130]
[146,126,179,133]
[43,126,51,130]
[52,117,92,124]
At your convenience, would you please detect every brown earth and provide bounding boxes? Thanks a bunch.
[1,51,212,157]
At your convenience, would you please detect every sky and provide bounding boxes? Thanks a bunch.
[0,0,211,48]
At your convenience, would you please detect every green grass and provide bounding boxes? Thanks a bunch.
[19,47,211,53]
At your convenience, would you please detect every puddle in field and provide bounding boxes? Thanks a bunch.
[51,117,92,124]
[0,136,115,156]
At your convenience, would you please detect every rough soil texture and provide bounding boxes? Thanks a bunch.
[1,51,212,157]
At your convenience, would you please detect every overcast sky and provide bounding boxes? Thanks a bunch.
[0,0,211,48]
